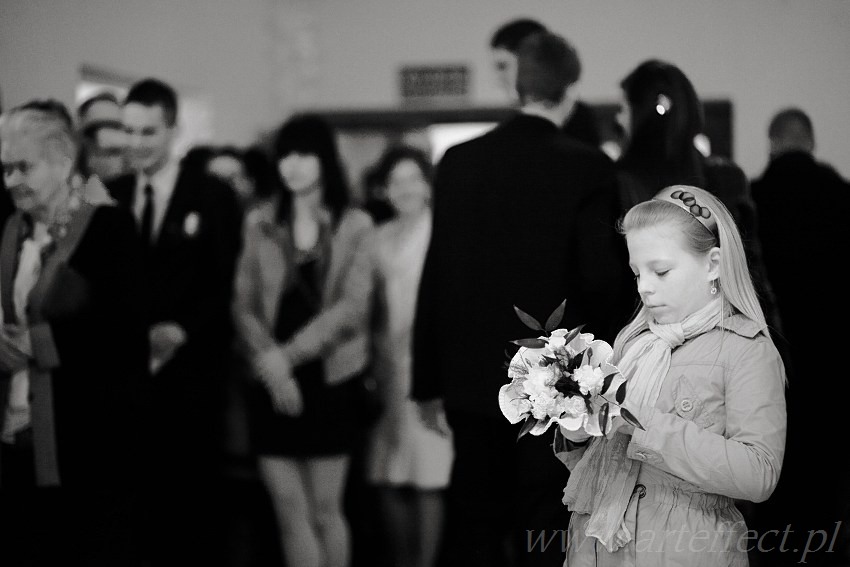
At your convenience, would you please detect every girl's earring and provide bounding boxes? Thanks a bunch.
[710,281,718,295]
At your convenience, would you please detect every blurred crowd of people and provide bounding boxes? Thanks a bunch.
[0,14,848,567]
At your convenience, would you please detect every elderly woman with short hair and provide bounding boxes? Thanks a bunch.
[0,100,149,566]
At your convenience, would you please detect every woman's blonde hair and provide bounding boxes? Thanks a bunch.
[613,184,767,357]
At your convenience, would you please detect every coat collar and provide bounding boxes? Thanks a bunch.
[718,312,765,339]
[502,112,560,134]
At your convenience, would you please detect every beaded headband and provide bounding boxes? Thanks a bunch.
[654,188,717,234]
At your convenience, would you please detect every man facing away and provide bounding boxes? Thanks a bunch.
[489,17,602,148]
[748,108,850,567]
[413,30,633,567]
[106,77,243,567]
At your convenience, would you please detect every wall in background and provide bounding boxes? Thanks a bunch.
[2,0,848,178]
[0,0,279,150]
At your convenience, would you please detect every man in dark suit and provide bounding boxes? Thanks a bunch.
[748,108,850,567]
[489,18,602,147]
[107,78,242,566]
[413,31,633,567]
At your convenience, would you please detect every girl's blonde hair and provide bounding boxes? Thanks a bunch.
[613,184,767,358]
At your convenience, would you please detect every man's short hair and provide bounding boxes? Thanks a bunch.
[78,91,120,120]
[124,78,178,127]
[768,107,814,148]
[490,18,547,52]
[515,31,581,105]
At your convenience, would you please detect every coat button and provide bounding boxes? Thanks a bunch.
[679,399,694,412]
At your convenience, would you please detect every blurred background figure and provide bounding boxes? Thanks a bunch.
[106,77,243,567]
[363,145,452,567]
[206,146,255,206]
[613,58,780,340]
[748,108,850,567]
[489,17,602,147]
[0,92,12,230]
[240,145,280,210]
[414,30,631,567]
[76,91,128,184]
[0,99,148,567]
[360,163,395,226]
[233,114,373,567]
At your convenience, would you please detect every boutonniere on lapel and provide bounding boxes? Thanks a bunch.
[183,211,201,238]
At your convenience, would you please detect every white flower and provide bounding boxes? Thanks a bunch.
[547,330,568,350]
[507,347,544,380]
[523,377,556,406]
[556,395,589,431]
[498,381,532,424]
[562,395,588,417]
[574,364,605,396]
[566,332,595,357]
[525,364,558,389]
[531,394,558,421]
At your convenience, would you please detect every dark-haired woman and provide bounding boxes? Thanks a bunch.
[614,59,781,349]
[233,114,372,567]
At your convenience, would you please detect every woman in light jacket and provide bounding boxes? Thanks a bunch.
[232,114,372,567]
[557,185,786,566]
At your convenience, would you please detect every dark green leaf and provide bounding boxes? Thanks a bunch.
[599,402,610,436]
[514,306,543,332]
[517,416,537,441]
[552,426,567,453]
[566,353,584,373]
[615,381,627,404]
[561,324,586,346]
[620,407,645,431]
[601,372,617,395]
[544,299,567,333]
[511,338,547,348]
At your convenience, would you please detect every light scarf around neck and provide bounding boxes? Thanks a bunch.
[562,297,725,553]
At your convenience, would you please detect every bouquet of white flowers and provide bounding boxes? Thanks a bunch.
[498,300,643,442]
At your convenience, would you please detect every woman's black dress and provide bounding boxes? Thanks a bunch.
[249,255,361,457]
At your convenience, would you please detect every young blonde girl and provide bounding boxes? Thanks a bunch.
[558,185,786,566]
